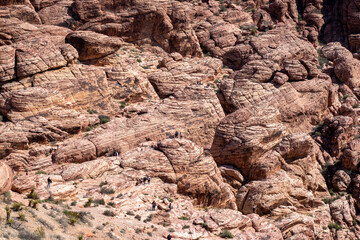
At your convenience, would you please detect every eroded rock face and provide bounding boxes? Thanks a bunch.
[0,161,13,194]
[72,0,202,57]
[53,85,225,163]
[121,138,236,209]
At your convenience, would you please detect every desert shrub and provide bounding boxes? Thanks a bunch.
[168,228,175,232]
[183,225,190,229]
[4,191,11,203]
[71,201,77,206]
[38,218,54,230]
[18,229,42,240]
[179,216,189,220]
[87,108,97,114]
[126,210,135,216]
[135,215,141,221]
[219,229,234,238]
[34,227,45,238]
[100,187,115,195]
[35,171,46,175]
[27,188,39,200]
[18,213,26,221]
[201,222,209,230]
[144,214,153,223]
[94,199,105,205]
[328,222,342,231]
[11,203,23,211]
[117,193,123,198]
[99,115,110,124]
[135,228,142,234]
[103,210,116,217]
[63,210,80,225]
[108,202,116,207]
[84,198,93,208]
[99,181,108,187]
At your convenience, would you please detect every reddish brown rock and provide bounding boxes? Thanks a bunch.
[0,161,13,194]
[121,138,236,209]
[334,56,360,89]
[0,45,15,82]
[53,85,225,163]
[332,170,351,192]
[66,31,123,61]
[15,37,68,78]
[61,158,113,181]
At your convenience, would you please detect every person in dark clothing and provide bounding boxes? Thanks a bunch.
[47,177,52,188]
[169,203,172,211]
[152,201,156,211]
[167,234,172,240]
[143,176,147,184]
[174,131,178,138]
[147,175,151,184]
[252,205,256,213]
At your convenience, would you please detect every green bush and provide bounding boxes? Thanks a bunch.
[179,216,189,220]
[100,187,115,195]
[103,210,116,217]
[168,228,175,233]
[18,213,26,221]
[183,225,190,229]
[11,203,23,211]
[71,201,77,206]
[126,210,135,216]
[94,199,105,205]
[99,181,108,187]
[99,115,110,124]
[108,202,116,207]
[219,229,234,238]
[84,198,93,208]
[135,228,141,234]
[135,214,141,221]
[27,188,39,200]
[328,222,342,231]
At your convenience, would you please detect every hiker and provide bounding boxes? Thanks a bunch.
[115,151,119,160]
[143,176,147,184]
[167,234,172,240]
[252,205,256,213]
[174,131,178,138]
[147,175,151,184]
[47,177,52,188]
[180,132,183,138]
[169,202,172,211]
[152,201,156,211]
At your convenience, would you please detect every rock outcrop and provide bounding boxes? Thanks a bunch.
[0,161,13,194]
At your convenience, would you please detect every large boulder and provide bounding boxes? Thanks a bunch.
[121,138,237,209]
[0,161,13,194]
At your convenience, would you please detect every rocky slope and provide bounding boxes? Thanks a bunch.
[2,0,360,239]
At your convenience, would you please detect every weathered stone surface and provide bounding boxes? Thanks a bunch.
[0,45,15,82]
[15,37,68,78]
[330,197,356,228]
[148,56,223,98]
[61,158,112,181]
[342,139,360,171]
[53,85,225,163]
[334,56,360,89]
[332,170,351,192]
[121,138,236,209]
[0,161,13,194]
[72,0,202,57]
[211,106,287,177]
[66,31,123,61]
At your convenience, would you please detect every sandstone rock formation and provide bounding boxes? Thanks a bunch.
[0,161,13,194]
